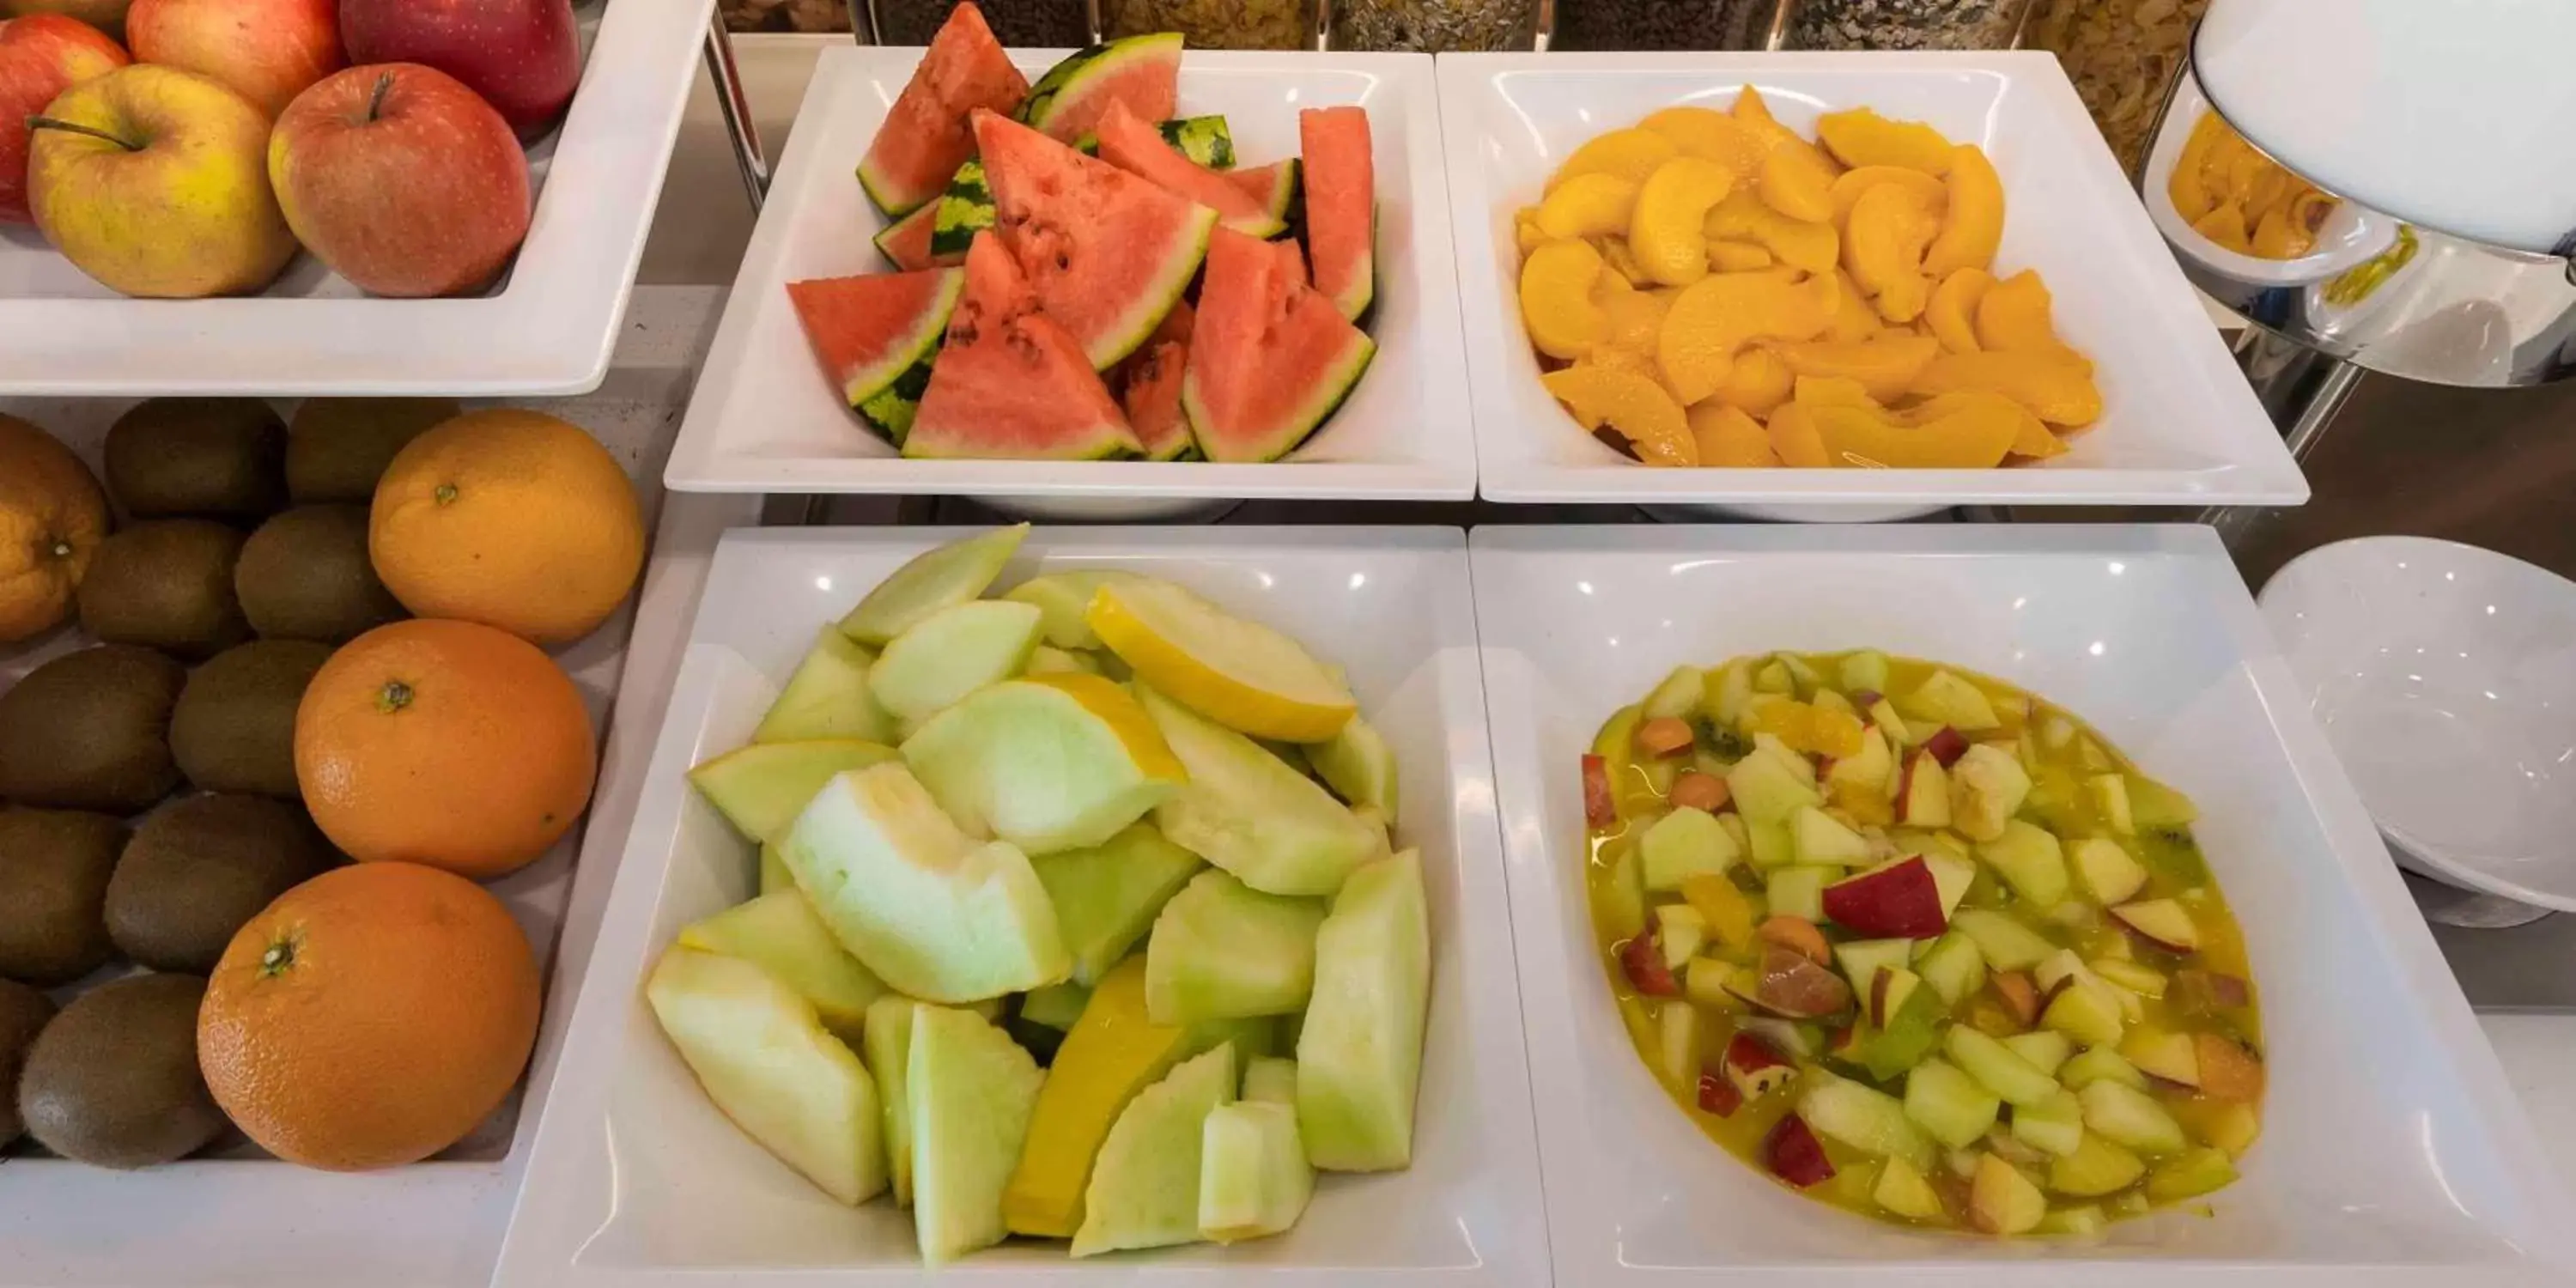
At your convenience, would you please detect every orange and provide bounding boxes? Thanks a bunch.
[296,618,598,878]
[199,862,541,1171]
[368,409,645,646]
[0,413,108,644]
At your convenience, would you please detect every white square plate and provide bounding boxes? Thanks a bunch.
[0,0,702,396]
[492,526,1545,1286]
[1469,524,2573,1285]
[663,49,1476,515]
[1440,53,2310,513]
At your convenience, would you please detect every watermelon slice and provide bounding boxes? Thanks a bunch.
[1298,106,1376,323]
[857,3,1030,218]
[1183,227,1375,465]
[1112,301,1196,462]
[787,268,966,447]
[1017,33,1181,144]
[874,201,959,272]
[908,233,1140,460]
[973,109,1214,372]
[1225,160,1301,234]
[1093,101,1284,239]
[1272,238,1306,286]
[933,116,1233,262]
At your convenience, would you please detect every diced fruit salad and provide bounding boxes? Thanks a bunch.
[1582,650,2262,1236]
[656,525,1430,1267]
[1516,88,2102,471]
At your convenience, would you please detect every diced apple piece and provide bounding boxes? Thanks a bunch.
[2047,1131,2146,1197]
[2190,1100,2263,1157]
[1680,872,1757,950]
[1765,1113,1835,1188]
[1945,1026,2062,1107]
[1914,933,1987,1007]
[1900,671,2002,732]
[1643,808,1741,890]
[1297,849,1431,1172]
[2118,1026,2199,1088]
[1948,744,2032,842]
[2143,1146,2239,1203]
[1868,968,1924,1031]
[677,890,888,1038]
[1599,843,1647,942]
[1657,999,1702,1084]
[1821,855,1948,939]
[2195,1034,2265,1103]
[756,627,896,744]
[1826,726,1894,796]
[1698,1071,1745,1117]
[2001,1030,2072,1076]
[1850,981,1947,1082]
[1656,904,1709,970]
[1920,726,1971,769]
[1834,939,1913,1008]
[1801,1070,1935,1170]
[1988,971,2039,1028]
[1198,1100,1313,1243]
[1621,931,1680,997]
[2037,1204,2106,1237]
[1949,909,2057,972]
[2011,1088,2087,1158]
[2041,978,2126,1048]
[1970,1151,2048,1234]
[2077,1079,2188,1156]
[2090,957,2166,999]
[690,738,901,844]
[2110,899,2200,953]
[1984,1122,2050,1168]
[1145,869,1327,1024]
[912,1003,1046,1264]
[1747,818,1797,871]
[2109,1189,2151,1218]
[1722,1030,1797,1100]
[1139,684,1382,895]
[1643,665,1705,720]
[2126,775,2199,828]
[1977,820,2068,908]
[1869,698,1916,746]
[1873,1154,1944,1220]
[1765,866,1828,922]
[1072,1044,1235,1256]
[2087,774,2135,835]
[1923,849,1977,918]
[1753,659,1795,695]
[1903,1057,2002,1148]
[2059,1047,2147,1092]
[1729,750,1825,824]
[2070,837,2148,906]
[1894,751,1953,827]
[1839,649,1893,694]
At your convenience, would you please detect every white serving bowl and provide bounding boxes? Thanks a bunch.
[1470,523,2573,1285]
[663,49,1476,517]
[1439,52,2310,519]
[2260,536,2576,912]
[492,526,1545,1287]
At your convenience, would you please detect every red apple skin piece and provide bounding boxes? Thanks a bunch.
[1722,1030,1795,1100]
[2110,899,2202,955]
[339,0,575,138]
[270,63,531,297]
[1581,753,1615,829]
[1620,931,1680,998]
[1822,855,1948,939]
[0,14,127,222]
[2195,1033,2265,1103]
[1698,1071,1743,1117]
[1922,726,1970,768]
[129,0,342,117]
[1989,970,2039,1028]
[2177,969,2251,1012]
[1764,1113,1836,1188]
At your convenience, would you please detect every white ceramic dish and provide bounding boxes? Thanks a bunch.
[662,48,1476,517]
[2259,536,2576,912]
[0,0,701,397]
[1469,523,2575,1285]
[492,526,1546,1286]
[1439,53,2311,517]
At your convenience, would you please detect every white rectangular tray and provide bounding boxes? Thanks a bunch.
[491,526,1546,1286]
[1440,52,2311,513]
[1468,523,2573,1285]
[0,0,706,397]
[663,48,1477,515]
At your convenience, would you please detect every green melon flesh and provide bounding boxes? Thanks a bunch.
[838,524,1029,646]
[1072,1042,1235,1257]
[756,627,895,744]
[759,841,794,895]
[1145,869,1326,1025]
[901,675,1186,855]
[780,762,1069,1003]
[866,598,1045,727]
[1305,712,1399,817]
[1033,821,1206,985]
[646,946,887,1206]
[908,1003,1046,1266]
[1242,1055,1297,1106]
[677,890,888,1038]
[1183,227,1376,464]
[1297,848,1431,1172]
[1199,1101,1314,1243]
[1017,33,1181,143]
[1003,568,1150,649]
[862,994,918,1206]
[688,738,899,843]
[1140,684,1388,897]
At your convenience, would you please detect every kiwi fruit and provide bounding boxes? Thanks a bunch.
[18,973,227,1169]
[0,645,185,811]
[106,794,337,973]
[0,809,124,987]
[103,398,288,522]
[286,398,460,504]
[171,640,333,797]
[76,519,252,659]
[0,978,53,1145]
[234,505,404,643]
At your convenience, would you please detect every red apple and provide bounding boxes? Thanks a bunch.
[1695,1071,1742,1118]
[0,13,125,222]
[128,0,342,117]
[338,0,574,137]
[1721,1031,1795,1101]
[1921,725,1970,768]
[1763,1113,1835,1188]
[1986,969,2038,1028]
[1821,854,1947,939]
[1618,930,1678,997]
[268,63,529,297]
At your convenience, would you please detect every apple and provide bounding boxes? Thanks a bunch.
[2108,898,2201,953]
[1820,854,1947,939]
[1694,1071,1742,1118]
[1986,969,2038,1027]
[1968,1151,2044,1234]
[0,12,125,222]
[1762,1113,1834,1188]
[2193,1033,2264,1103]
[27,64,295,296]
[1893,750,1951,827]
[338,0,574,138]
[127,0,341,117]
[1722,1030,1795,1101]
[1,0,131,39]
[2118,1025,2201,1088]
[269,63,531,297]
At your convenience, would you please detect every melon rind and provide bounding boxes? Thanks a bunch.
[1086,206,1216,372]
[873,201,954,272]
[1018,33,1183,143]
[935,117,1232,261]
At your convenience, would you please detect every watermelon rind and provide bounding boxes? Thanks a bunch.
[1017,33,1182,142]
[1299,106,1376,325]
[1096,104,1282,240]
[860,359,935,447]
[1230,159,1300,228]
[1071,114,1236,170]
[1080,204,1214,373]
[787,269,966,451]
[906,234,1143,462]
[874,201,957,272]
[1181,228,1376,465]
[1183,333,1374,465]
[935,117,1230,261]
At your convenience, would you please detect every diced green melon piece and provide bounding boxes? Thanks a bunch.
[838,524,1030,646]
[688,739,899,843]
[2042,978,2128,1048]
[2071,837,2150,907]
[1801,1069,1933,1170]
[1641,807,1739,890]
[1753,659,1794,694]
[1146,869,1327,1024]
[1827,726,1894,795]
[1791,805,1869,866]
[868,598,1046,726]
[1004,956,1189,1238]
[2037,1203,2106,1236]
[1949,742,2033,842]
[1242,1056,1297,1105]
[1004,568,1149,649]
[2144,1146,2239,1202]
[1297,848,1431,1172]
[1072,1044,1237,1256]
[1978,819,2069,907]
[2048,1131,2146,1197]
[2012,1088,2087,1157]
[1945,1026,2061,1107]
[1033,822,1206,986]
[1655,904,1706,969]
[1897,670,2001,731]
[1021,981,1091,1030]
[1950,908,2057,972]
[677,890,887,1038]
[1913,931,1986,1006]
[1305,713,1399,817]
[1923,848,1977,917]
[647,947,887,1206]
[2058,1047,2147,1092]
[781,762,1069,1003]
[2090,774,2136,835]
[1848,981,1945,1082]
[1839,650,1892,695]
[1027,645,1098,676]
[1874,1154,1942,1220]
[1642,665,1704,721]
[1903,1057,2002,1148]
[1598,843,1647,942]
[2001,1030,2073,1077]
[2076,1079,2187,1155]
[756,627,896,744]
[1727,749,1823,824]
[2126,775,2199,829]
[1142,684,1387,897]
[760,841,794,895]
[862,994,917,1206]
[902,673,1188,854]
[1198,1100,1313,1243]
[909,1003,1046,1266]
[1970,1151,2046,1234]
[1765,866,1828,922]
[1832,939,1913,999]
[1746,817,1795,871]
[1702,659,1755,726]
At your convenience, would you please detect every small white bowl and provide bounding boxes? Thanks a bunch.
[2260,536,2576,911]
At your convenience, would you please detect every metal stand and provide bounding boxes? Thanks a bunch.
[2199,326,2366,541]
[702,18,772,210]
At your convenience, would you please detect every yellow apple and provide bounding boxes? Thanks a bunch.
[27,64,297,298]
